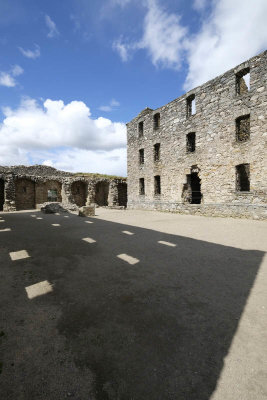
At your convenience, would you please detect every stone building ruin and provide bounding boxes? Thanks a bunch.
[127,51,267,219]
[0,165,127,212]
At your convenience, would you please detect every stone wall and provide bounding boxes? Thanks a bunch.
[35,180,63,205]
[0,179,4,211]
[15,178,36,210]
[127,51,267,220]
[0,165,127,211]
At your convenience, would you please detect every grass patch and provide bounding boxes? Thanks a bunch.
[74,172,126,180]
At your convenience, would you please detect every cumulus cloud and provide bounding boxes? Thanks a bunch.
[0,98,127,175]
[99,98,120,112]
[0,65,24,87]
[45,15,59,38]
[19,44,40,59]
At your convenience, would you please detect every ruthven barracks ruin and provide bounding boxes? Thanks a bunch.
[127,51,267,219]
[0,165,127,212]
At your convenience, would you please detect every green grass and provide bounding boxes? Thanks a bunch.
[74,172,126,180]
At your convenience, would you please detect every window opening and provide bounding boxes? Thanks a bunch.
[236,115,250,142]
[139,149,144,165]
[47,189,58,202]
[186,132,196,152]
[153,113,160,129]
[154,175,161,195]
[138,121,144,137]
[139,178,145,195]
[187,94,196,117]
[236,68,250,94]
[154,143,160,162]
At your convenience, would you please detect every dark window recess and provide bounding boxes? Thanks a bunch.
[23,186,27,193]
[139,178,145,195]
[138,121,144,137]
[47,189,58,202]
[154,175,161,195]
[186,132,196,152]
[153,113,160,129]
[184,173,201,204]
[236,68,250,95]
[139,149,144,164]
[236,164,250,191]
[236,115,250,142]
[187,94,196,117]
[154,143,160,161]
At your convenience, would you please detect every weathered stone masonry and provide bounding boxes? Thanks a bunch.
[127,51,267,219]
[0,165,127,211]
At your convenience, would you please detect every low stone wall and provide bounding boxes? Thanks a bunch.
[127,200,267,220]
[0,165,127,212]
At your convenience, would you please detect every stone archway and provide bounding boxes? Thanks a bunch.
[0,179,4,211]
[15,178,35,210]
[95,181,109,206]
[71,181,87,207]
[35,180,62,205]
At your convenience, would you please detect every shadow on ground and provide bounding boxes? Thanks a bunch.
[0,211,264,400]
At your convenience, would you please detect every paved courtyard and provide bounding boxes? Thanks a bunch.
[0,208,266,400]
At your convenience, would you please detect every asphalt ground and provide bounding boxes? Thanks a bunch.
[0,208,266,400]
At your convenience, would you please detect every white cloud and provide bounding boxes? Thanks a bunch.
[99,98,120,112]
[11,65,24,76]
[137,0,187,69]
[19,44,40,59]
[0,65,24,87]
[45,15,59,38]
[112,37,131,62]
[0,72,16,87]
[112,0,187,68]
[0,98,127,175]
[193,0,208,11]
[113,0,267,91]
[184,0,267,90]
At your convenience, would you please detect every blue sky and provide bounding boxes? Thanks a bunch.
[0,0,266,176]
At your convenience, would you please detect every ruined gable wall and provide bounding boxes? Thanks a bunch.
[127,51,267,219]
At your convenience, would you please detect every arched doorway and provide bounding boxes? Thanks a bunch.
[95,181,109,206]
[0,179,4,211]
[35,180,62,204]
[15,178,35,210]
[71,181,87,207]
